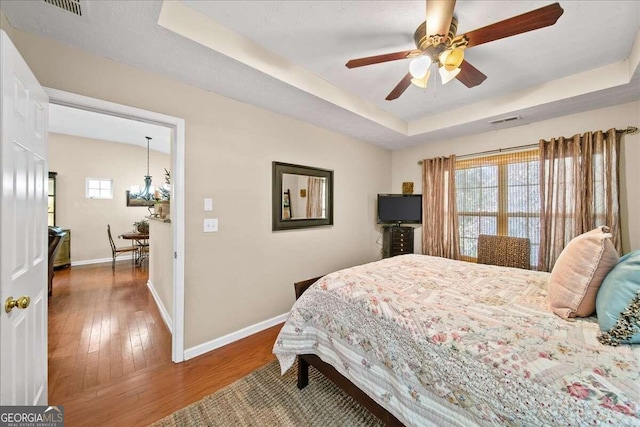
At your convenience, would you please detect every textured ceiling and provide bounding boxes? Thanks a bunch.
[186,1,639,121]
[2,1,639,150]
[49,104,171,154]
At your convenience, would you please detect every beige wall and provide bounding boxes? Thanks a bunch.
[49,133,170,263]
[391,101,640,254]
[0,10,13,39]
[7,28,391,348]
[149,219,173,320]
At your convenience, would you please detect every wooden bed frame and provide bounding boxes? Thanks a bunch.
[294,276,404,426]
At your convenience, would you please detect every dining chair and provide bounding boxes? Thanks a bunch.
[107,224,137,270]
[477,234,531,270]
[138,244,150,266]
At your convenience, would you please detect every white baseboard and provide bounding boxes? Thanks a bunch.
[183,312,289,361]
[71,254,134,267]
[147,280,173,334]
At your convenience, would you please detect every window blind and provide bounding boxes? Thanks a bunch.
[455,150,540,267]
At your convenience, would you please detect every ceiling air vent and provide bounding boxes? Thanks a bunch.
[489,115,520,125]
[44,0,82,17]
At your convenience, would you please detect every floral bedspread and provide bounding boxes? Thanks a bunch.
[273,255,640,426]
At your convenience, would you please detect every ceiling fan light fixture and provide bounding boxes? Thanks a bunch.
[439,66,461,85]
[442,47,464,72]
[409,56,431,79]
[411,69,431,89]
[345,2,564,101]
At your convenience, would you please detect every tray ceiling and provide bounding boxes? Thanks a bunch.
[2,1,639,149]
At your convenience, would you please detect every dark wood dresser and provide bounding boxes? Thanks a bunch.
[53,229,71,269]
[382,226,414,258]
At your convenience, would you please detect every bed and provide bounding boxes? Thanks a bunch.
[273,254,640,426]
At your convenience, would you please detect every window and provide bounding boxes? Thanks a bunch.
[455,150,540,267]
[86,178,113,199]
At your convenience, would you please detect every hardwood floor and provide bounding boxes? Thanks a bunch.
[49,262,172,402]
[48,261,282,426]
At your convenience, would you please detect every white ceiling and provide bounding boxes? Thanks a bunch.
[49,104,171,153]
[3,1,639,150]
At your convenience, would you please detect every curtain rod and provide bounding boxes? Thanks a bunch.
[417,143,537,165]
[417,126,638,165]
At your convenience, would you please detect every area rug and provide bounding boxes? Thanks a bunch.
[150,360,384,426]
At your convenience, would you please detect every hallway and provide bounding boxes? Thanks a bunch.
[48,262,172,403]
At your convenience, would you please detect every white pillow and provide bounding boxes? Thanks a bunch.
[548,226,618,319]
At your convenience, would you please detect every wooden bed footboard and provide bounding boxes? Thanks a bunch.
[298,354,403,426]
[293,277,404,426]
[294,276,322,300]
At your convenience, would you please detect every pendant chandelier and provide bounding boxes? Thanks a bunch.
[134,136,155,201]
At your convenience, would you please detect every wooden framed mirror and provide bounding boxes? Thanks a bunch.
[272,162,333,231]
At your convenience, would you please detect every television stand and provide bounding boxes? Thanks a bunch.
[382,226,414,258]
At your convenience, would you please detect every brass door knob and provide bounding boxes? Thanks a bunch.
[5,296,30,313]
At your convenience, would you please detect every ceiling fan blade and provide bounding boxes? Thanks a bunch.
[346,49,422,68]
[426,0,456,41]
[462,2,564,49]
[456,60,487,88]
[386,73,413,101]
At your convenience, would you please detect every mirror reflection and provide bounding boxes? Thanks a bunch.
[282,173,327,220]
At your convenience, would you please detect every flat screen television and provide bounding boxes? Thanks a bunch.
[377,194,422,225]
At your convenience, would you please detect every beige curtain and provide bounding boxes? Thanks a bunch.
[306,177,324,218]
[538,128,621,271]
[422,156,460,259]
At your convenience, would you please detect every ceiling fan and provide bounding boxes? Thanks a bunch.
[345,1,564,100]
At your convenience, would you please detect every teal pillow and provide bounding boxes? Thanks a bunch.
[596,250,640,345]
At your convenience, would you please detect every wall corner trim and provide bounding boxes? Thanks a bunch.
[183,312,289,361]
[71,255,134,267]
[147,280,173,334]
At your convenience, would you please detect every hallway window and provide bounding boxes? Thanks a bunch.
[86,178,113,199]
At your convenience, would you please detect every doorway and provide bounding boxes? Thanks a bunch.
[45,88,185,363]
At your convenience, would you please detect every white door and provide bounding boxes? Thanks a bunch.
[0,30,49,405]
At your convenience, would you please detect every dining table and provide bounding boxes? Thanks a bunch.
[119,232,149,265]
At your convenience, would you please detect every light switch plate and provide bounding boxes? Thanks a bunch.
[204,198,213,211]
[204,218,218,232]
